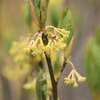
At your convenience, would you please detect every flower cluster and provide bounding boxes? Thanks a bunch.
[24,26,70,56]
[64,69,86,88]
[64,61,86,88]
[2,37,41,81]
[2,64,31,80]
[24,33,46,56]
[9,37,30,63]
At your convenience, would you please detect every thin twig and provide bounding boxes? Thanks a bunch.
[45,53,58,100]
[56,61,67,84]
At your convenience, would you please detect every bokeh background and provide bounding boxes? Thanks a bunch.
[0,0,100,100]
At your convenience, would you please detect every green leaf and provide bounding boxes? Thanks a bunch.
[33,0,41,22]
[85,38,100,99]
[22,2,32,29]
[30,0,39,26]
[54,54,61,75]
[32,0,49,29]
[59,8,74,46]
[36,69,47,100]
[40,0,47,28]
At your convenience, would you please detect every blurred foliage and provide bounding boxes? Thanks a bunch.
[85,27,100,100]
[36,69,47,100]
[47,0,64,27]
[22,2,32,29]
[49,5,62,27]
[0,29,17,67]
[71,6,83,35]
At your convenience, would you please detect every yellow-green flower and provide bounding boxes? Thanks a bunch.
[73,82,78,88]
[24,47,30,53]
[64,61,86,88]
[24,26,70,56]
[23,78,36,90]
[45,40,52,52]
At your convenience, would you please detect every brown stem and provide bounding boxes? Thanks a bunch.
[45,53,58,100]
[42,30,58,100]
[56,61,67,84]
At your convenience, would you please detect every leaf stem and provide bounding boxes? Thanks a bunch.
[45,53,58,100]
[56,61,75,84]
[66,61,75,70]
[45,25,55,30]
[56,61,67,84]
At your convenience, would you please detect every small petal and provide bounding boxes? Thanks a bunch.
[24,47,30,53]
[31,51,37,56]
[64,77,70,81]
[71,78,76,83]
[66,80,71,85]
[30,45,36,50]
[78,77,86,82]
[74,70,86,83]
[73,82,78,88]
[53,47,59,52]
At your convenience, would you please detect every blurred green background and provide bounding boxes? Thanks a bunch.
[0,0,100,100]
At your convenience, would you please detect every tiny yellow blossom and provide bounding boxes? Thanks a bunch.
[75,71,86,82]
[53,47,59,52]
[24,26,70,56]
[38,44,45,54]
[60,43,66,49]
[45,40,52,52]
[24,47,30,53]
[45,46,51,52]
[54,28,70,39]
[31,50,37,56]
[30,45,36,50]
[64,61,86,88]
[9,48,18,55]
[73,82,78,88]
[55,42,59,47]
[23,78,36,90]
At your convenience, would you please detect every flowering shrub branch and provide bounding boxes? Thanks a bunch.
[2,0,86,100]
